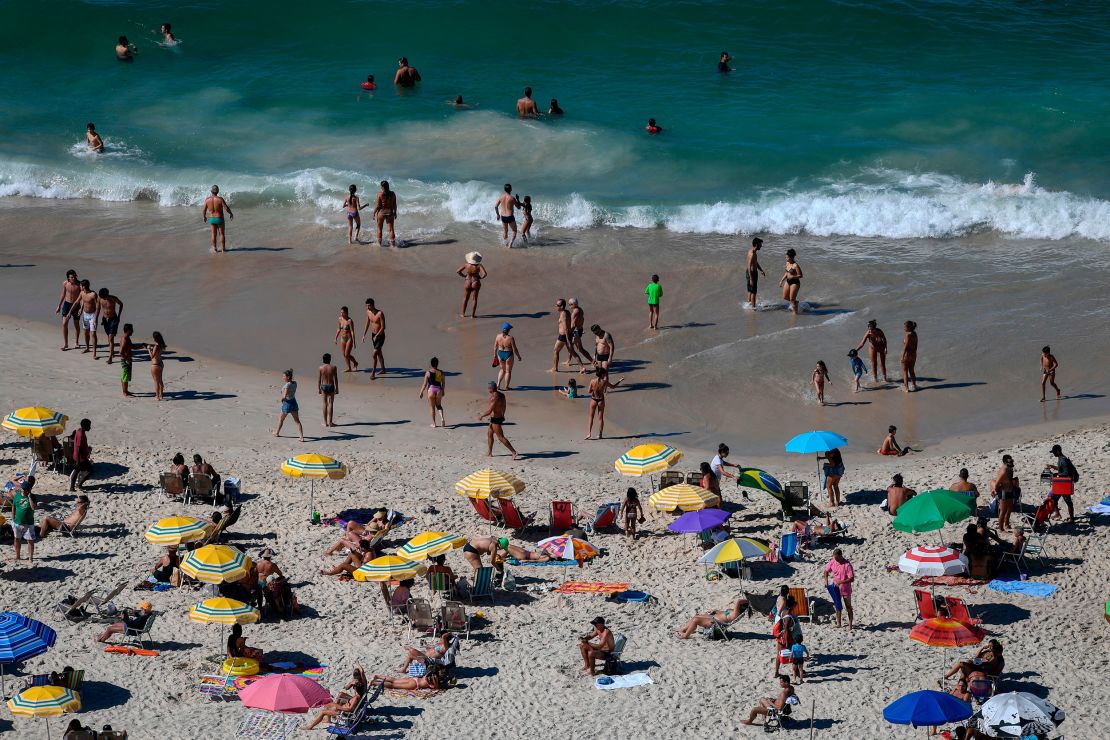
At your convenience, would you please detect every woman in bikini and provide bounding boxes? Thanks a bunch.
[418,356,447,428]
[373,180,397,247]
[779,248,803,314]
[811,360,830,405]
[675,595,749,638]
[456,252,486,318]
[902,320,919,392]
[334,307,359,372]
[305,665,368,729]
[146,331,166,401]
[585,366,624,440]
[342,184,368,244]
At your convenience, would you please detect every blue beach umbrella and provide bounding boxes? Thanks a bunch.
[0,612,58,697]
[883,689,973,729]
[785,430,849,498]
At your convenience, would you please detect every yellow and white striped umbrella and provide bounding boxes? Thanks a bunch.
[397,532,467,561]
[454,468,525,500]
[352,555,427,582]
[648,483,720,512]
[144,516,211,546]
[7,685,80,717]
[280,453,347,479]
[189,597,260,626]
[697,537,771,564]
[614,443,683,476]
[2,407,68,438]
[180,545,252,584]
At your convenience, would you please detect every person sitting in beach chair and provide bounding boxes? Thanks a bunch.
[369,664,449,691]
[94,600,153,643]
[325,510,392,555]
[38,494,90,539]
[398,632,460,676]
[674,595,749,639]
[942,639,1003,684]
[578,616,616,675]
[320,539,374,577]
[741,675,797,726]
[227,623,264,662]
[304,664,369,730]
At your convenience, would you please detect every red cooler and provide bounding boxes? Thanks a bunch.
[1051,477,1074,496]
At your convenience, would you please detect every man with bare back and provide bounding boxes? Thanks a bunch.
[202,185,233,253]
[361,298,387,379]
[516,87,540,118]
[568,298,587,360]
[373,181,397,247]
[56,269,82,350]
[318,353,339,427]
[96,288,124,364]
[478,381,520,460]
[495,183,522,247]
[550,298,582,371]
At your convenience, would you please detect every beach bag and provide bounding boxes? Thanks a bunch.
[491,353,500,367]
[170,568,183,587]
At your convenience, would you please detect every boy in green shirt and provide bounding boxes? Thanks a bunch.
[645,274,662,330]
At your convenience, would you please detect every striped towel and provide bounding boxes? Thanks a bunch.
[554,581,630,595]
[507,558,577,567]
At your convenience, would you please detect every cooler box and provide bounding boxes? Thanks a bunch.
[1051,477,1073,496]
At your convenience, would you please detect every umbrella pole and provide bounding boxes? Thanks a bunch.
[309,480,315,523]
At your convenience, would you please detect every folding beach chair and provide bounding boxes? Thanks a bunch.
[549,500,576,534]
[498,498,533,532]
[428,571,455,603]
[159,471,186,501]
[744,591,777,620]
[782,482,811,521]
[56,590,95,623]
[56,437,74,476]
[998,539,1029,575]
[186,473,216,506]
[406,598,437,639]
[379,583,408,623]
[123,613,157,650]
[88,580,129,621]
[601,634,627,675]
[197,662,239,702]
[913,588,938,622]
[468,496,498,523]
[658,471,684,490]
[944,597,982,627]
[685,471,702,485]
[327,680,382,737]
[441,601,471,640]
[788,587,814,623]
[699,612,744,641]
[61,669,84,692]
[587,502,620,533]
[466,566,495,605]
[779,532,800,561]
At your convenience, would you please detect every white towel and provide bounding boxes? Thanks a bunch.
[595,672,653,690]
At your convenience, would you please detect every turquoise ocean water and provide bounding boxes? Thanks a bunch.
[1,0,1109,239]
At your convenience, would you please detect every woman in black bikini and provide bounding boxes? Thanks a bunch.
[342,184,368,244]
[779,249,803,314]
[418,356,447,428]
[456,252,486,318]
[585,366,624,440]
[333,307,359,372]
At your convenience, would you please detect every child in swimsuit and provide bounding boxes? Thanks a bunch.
[559,378,579,399]
[619,487,645,541]
[847,349,866,392]
[520,196,533,242]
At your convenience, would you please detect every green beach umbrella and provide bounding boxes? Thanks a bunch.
[893,490,975,534]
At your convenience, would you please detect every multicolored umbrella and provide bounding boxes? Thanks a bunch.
[238,673,332,714]
[737,468,784,496]
[883,689,974,729]
[180,545,252,584]
[2,407,68,438]
[189,597,260,626]
[698,537,770,564]
[281,453,348,521]
[893,491,975,534]
[910,618,984,648]
[648,483,719,512]
[144,515,211,546]
[975,692,1065,738]
[0,612,57,696]
[614,443,683,476]
[898,545,969,577]
[453,468,525,499]
[396,531,467,561]
[352,555,427,583]
[668,508,731,533]
[537,535,600,562]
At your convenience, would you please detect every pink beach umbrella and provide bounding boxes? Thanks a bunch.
[238,674,332,714]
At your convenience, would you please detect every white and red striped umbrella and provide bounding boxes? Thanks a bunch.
[898,545,968,577]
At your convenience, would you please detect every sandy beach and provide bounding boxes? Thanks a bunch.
[2,306,1108,738]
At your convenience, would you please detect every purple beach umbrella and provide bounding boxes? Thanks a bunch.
[668,508,731,533]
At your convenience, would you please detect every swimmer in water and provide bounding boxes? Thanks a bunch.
[116,36,136,61]
[394,57,421,87]
[646,118,662,134]
[516,87,540,118]
[85,123,104,153]
[450,95,473,109]
[362,75,376,89]
[548,98,564,115]
[159,23,177,45]
[342,185,368,244]
[718,51,732,72]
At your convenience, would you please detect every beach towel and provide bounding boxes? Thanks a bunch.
[385,687,441,700]
[1087,497,1110,515]
[595,672,653,690]
[912,576,984,589]
[235,709,301,740]
[826,583,843,612]
[554,581,630,595]
[987,579,1057,598]
[507,558,577,567]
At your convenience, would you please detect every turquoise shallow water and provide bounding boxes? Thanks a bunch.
[1,0,1109,238]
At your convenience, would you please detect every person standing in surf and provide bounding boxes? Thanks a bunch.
[373,181,397,247]
[516,87,540,118]
[457,252,486,318]
[779,248,802,314]
[855,320,890,383]
[334,306,359,372]
[85,123,104,153]
[495,184,522,247]
[746,237,766,307]
[202,185,233,253]
[342,185,368,244]
[901,320,919,392]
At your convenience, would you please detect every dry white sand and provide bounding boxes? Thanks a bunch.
[2,316,1108,739]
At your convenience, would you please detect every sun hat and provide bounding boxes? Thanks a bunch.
[139,600,153,610]
[466,251,482,265]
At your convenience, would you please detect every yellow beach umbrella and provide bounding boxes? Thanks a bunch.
[144,516,211,546]
[352,555,427,582]
[454,468,524,499]
[2,407,68,438]
[281,453,348,521]
[180,545,252,584]
[648,483,719,512]
[614,443,683,476]
[397,532,467,561]
[189,596,260,652]
[7,685,80,739]
[697,537,771,564]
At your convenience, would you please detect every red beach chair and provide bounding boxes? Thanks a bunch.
[498,498,533,531]
[468,496,496,522]
[549,500,576,534]
[945,596,982,627]
[590,503,620,532]
[914,589,938,621]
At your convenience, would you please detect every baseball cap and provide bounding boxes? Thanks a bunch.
[1049,444,1062,455]
[502,322,512,331]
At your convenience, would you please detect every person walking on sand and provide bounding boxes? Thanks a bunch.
[120,323,134,397]
[67,280,99,358]
[418,356,447,428]
[568,297,587,359]
[146,331,166,401]
[779,248,802,314]
[361,298,386,379]
[202,185,233,253]
[620,487,645,540]
[645,274,662,330]
[493,323,522,390]
[823,548,855,629]
[585,366,624,440]
[516,87,539,118]
[69,419,93,491]
[56,269,82,350]
[318,353,339,427]
[334,307,359,373]
[478,381,519,459]
[812,361,830,406]
[373,180,397,247]
[847,349,866,393]
[97,288,124,364]
[393,56,421,87]
[274,369,305,442]
[342,184,368,244]
[1040,345,1061,402]
[745,237,766,307]
[550,299,582,371]
[1047,443,1077,522]
[457,252,486,318]
[855,319,890,383]
[902,321,919,392]
[582,324,616,374]
[820,447,844,507]
[495,184,522,247]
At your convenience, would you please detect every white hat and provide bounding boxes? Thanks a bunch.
[465,251,482,265]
